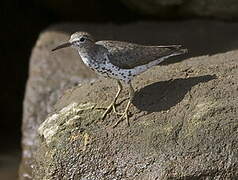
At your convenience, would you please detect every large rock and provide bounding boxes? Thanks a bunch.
[20,21,238,179]
[121,0,238,19]
[34,50,238,179]
[19,30,97,180]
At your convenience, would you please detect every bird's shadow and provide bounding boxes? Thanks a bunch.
[132,75,216,113]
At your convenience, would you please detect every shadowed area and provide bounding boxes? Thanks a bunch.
[133,75,217,112]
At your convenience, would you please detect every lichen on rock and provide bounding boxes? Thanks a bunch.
[38,102,96,145]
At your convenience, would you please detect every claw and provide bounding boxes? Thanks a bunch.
[100,80,122,120]
[112,100,131,128]
[101,102,116,120]
[98,81,135,127]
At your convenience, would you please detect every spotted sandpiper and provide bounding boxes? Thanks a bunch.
[52,32,188,127]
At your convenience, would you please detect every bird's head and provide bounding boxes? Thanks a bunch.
[52,32,95,52]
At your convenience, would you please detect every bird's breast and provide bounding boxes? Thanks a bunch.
[79,53,133,84]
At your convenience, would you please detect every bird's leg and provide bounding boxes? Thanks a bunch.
[101,80,122,119]
[113,82,135,127]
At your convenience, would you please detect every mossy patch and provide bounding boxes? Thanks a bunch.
[38,102,97,145]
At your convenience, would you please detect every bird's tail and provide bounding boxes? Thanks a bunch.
[161,45,188,55]
[153,45,188,65]
[133,45,188,75]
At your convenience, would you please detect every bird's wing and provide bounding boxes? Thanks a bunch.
[96,40,187,69]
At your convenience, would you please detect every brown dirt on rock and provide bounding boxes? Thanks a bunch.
[34,51,238,179]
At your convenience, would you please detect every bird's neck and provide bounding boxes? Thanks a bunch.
[78,44,98,58]
[77,44,103,67]
[78,43,106,59]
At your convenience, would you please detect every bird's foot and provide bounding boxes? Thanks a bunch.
[112,108,130,128]
[98,97,129,120]
[100,102,118,120]
[112,101,131,128]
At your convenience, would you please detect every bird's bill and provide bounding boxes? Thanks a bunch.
[52,42,71,51]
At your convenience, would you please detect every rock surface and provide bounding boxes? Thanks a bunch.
[34,50,238,179]
[121,0,238,19]
[20,21,238,179]
[19,30,97,180]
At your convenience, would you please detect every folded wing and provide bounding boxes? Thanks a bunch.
[96,41,187,69]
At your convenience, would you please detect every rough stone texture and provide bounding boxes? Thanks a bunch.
[121,0,238,19]
[19,30,97,180]
[20,20,238,179]
[34,50,238,179]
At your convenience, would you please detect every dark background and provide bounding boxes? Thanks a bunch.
[1,0,148,151]
[1,1,140,179]
[1,0,184,153]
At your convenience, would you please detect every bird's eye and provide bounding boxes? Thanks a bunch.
[79,37,85,42]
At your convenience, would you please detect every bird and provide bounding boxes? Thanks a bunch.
[52,32,188,127]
